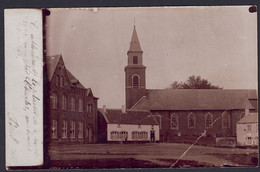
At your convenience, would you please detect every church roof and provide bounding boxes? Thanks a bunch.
[237,113,258,124]
[46,54,86,89]
[131,89,257,111]
[98,108,159,125]
[128,26,142,53]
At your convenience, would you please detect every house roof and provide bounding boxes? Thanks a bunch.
[65,68,86,89]
[237,113,258,124]
[131,89,257,111]
[46,54,86,89]
[46,54,61,81]
[128,26,142,53]
[98,108,159,125]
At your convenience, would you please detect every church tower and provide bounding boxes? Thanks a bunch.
[125,26,146,109]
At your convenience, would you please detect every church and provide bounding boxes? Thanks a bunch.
[123,26,258,145]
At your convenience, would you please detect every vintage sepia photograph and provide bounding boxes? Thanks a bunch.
[44,6,258,169]
[4,6,258,170]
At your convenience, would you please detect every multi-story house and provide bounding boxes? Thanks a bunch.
[46,54,98,145]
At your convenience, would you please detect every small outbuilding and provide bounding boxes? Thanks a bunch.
[236,113,258,147]
[98,106,160,143]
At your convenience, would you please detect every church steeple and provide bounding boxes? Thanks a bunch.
[125,26,146,109]
[128,26,142,54]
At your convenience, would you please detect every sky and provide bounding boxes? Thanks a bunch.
[46,6,257,108]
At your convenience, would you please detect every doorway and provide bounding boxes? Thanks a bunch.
[85,127,93,143]
[150,130,155,143]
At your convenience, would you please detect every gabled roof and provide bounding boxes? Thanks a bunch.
[86,88,99,99]
[98,108,158,125]
[66,69,86,89]
[46,54,61,81]
[131,89,256,111]
[237,113,258,124]
[46,54,86,89]
[128,26,142,53]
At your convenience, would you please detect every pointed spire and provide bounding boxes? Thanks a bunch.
[128,25,142,52]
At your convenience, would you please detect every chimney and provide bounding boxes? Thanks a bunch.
[103,105,107,113]
[121,105,126,113]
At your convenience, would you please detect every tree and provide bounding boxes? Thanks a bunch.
[168,75,222,89]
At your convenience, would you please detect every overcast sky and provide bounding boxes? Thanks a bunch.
[46,6,257,108]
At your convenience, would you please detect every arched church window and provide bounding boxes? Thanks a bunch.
[171,113,178,129]
[188,113,196,129]
[222,112,230,128]
[205,113,213,128]
[132,75,140,88]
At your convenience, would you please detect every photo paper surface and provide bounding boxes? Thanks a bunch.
[5,6,258,169]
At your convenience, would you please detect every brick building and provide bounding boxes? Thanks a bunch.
[125,26,258,145]
[46,54,98,145]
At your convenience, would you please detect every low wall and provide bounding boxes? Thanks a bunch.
[168,136,237,147]
[216,137,236,147]
[169,136,216,146]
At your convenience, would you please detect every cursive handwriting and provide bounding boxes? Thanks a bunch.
[17,17,42,154]
[7,112,20,144]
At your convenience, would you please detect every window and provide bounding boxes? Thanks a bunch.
[138,131,148,140]
[78,121,83,138]
[89,104,92,113]
[71,97,75,111]
[171,113,178,129]
[60,76,64,87]
[62,120,67,138]
[51,120,57,138]
[205,113,213,128]
[188,113,196,129]
[86,104,89,113]
[222,112,230,128]
[87,104,92,113]
[79,98,83,112]
[133,56,138,64]
[110,131,128,140]
[61,95,66,110]
[111,131,118,140]
[70,121,75,138]
[132,131,148,140]
[51,93,57,109]
[240,113,245,119]
[56,75,59,86]
[132,75,140,88]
